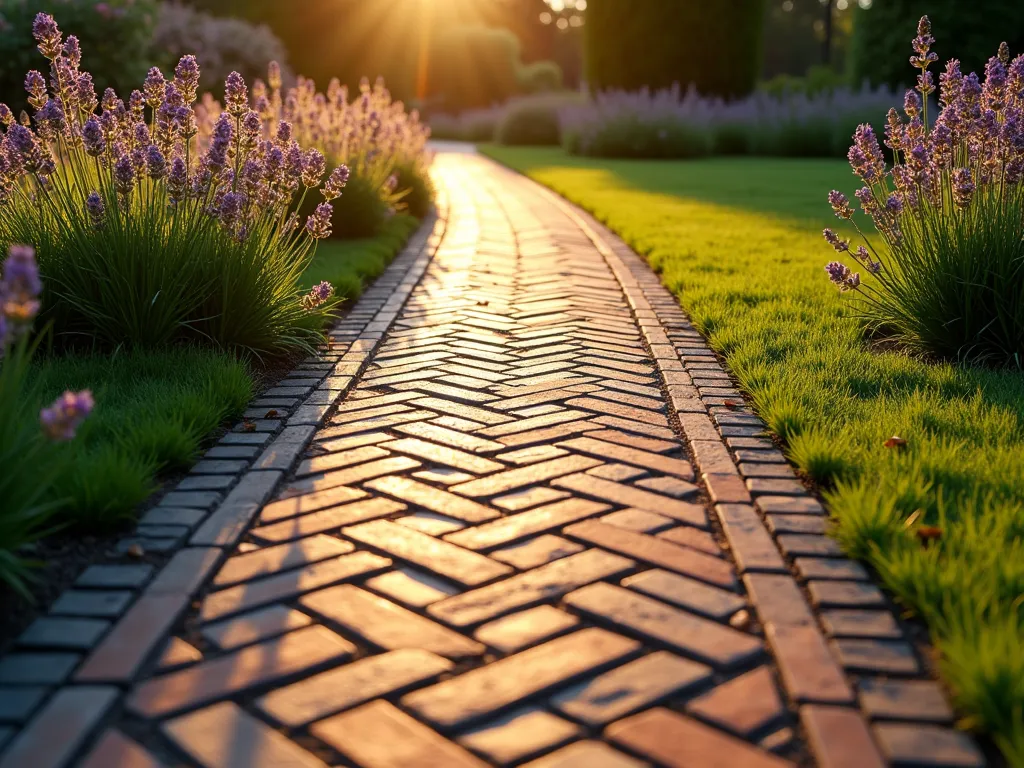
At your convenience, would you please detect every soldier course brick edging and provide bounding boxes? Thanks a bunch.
[0,195,450,765]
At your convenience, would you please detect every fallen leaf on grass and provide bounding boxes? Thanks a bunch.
[915,526,943,546]
[883,435,908,448]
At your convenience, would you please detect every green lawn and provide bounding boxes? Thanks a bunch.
[482,145,1024,763]
[3,213,423,595]
[303,214,420,299]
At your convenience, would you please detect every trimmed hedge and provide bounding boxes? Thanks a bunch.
[583,0,765,99]
[851,0,1024,88]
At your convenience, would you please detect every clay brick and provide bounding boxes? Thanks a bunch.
[0,687,118,768]
[301,584,484,658]
[343,519,512,587]
[800,705,886,768]
[554,474,707,527]
[564,520,735,588]
[312,700,487,768]
[458,709,580,766]
[259,649,452,727]
[566,582,763,670]
[402,628,640,729]
[607,708,794,768]
[429,549,634,627]
[552,650,711,725]
[128,625,354,718]
[474,606,579,653]
[686,666,786,736]
[716,504,787,573]
[163,701,328,768]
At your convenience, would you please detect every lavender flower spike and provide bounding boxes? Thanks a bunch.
[1,244,42,327]
[828,191,854,220]
[40,390,95,441]
[305,202,333,239]
[86,191,105,228]
[302,280,335,310]
[322,164,350,200]
[32,13,62,59]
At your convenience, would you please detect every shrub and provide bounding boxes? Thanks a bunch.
[0,244,92,597]
[518,60,563,93]
[429,25,523,112]
[851,0,1024,90]
[0,15,337,357]
[583,0,766,99]
[152,1,292,94]
[429,106,505,143]
[760,65,848,99]
[0,0,157,114]
[392,162,434,219]
[495,93,586,147]
[823,18,1024,365]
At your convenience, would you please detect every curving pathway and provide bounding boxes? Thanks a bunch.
[0,150,985,768]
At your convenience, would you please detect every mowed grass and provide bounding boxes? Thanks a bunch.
[18,214,420,532]
[303,213,420,300]
[28,348,252,527]
[482,145,1024,762]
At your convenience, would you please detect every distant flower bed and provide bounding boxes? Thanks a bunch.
[0,14,340,357]
[824,17,1024,365]
[198,67,433,237]
[430,92,587,147]
[560,83,901,160]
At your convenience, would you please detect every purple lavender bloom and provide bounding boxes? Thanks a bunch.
[145,144,166,178]
[825,261,850,286]
[8,124,36,157]
[76,72,97,112]
[24,70,47,108]
[301,148,325,188]
[305,202,333,239]
[2,244,42,298]
[225,71,248,117]
[62,35,81,68]
[302,280,334,310]
[904,90,921,118]
[32,13,62,59]
[218,191,245,226]
[173,55,200,103]
[268,61,282,90]
[322,164,350,200]
[827,190,853,220]
[114,153,135,198]
[0,104,12,127]
[240,110,261,149]
[276,121,293,145]
[983,56,1008,111]
[40,390,94,441]
[101,88,118,113]
[952,168,975,208]
[168,156,188,204]
[81,116,104,156]
[85,190,105,228]
[822,228,850,253]
[144,67,165,109]
[133,122,151,147]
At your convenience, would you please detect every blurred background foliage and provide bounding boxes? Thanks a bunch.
[1,0,1020,118]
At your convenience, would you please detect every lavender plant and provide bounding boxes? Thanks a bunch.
[198,69,433,237]
[0,14,338,357]
[559,82,899,159]
[0,244,93,597]
[824,18,1024,365]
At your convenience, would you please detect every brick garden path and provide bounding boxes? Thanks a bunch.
[0,151,984,767]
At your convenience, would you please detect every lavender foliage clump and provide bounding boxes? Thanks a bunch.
[0,14,339,355]
[821,18,1024,364]
[557,82,900,160]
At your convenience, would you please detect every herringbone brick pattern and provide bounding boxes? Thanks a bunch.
[2,152,984,768]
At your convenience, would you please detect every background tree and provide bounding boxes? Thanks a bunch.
[583,0,766,98]
[851,0,1024,88]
